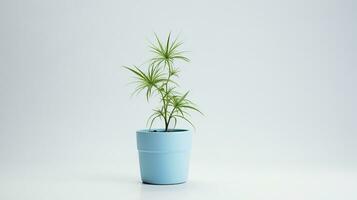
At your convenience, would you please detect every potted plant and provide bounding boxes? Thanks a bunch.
[124,33,202,185]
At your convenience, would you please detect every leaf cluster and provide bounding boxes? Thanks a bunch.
[125,33,202,132]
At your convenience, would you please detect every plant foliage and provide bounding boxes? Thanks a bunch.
[124,33,202,132]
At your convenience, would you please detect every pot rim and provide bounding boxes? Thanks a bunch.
[137,129,190,134]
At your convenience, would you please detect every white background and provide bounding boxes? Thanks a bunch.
[0,0,356,199]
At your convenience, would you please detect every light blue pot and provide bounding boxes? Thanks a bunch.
[136,129,192,185]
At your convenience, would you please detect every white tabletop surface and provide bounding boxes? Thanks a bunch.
[1,161,355,200]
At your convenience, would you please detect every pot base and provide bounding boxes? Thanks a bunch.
[142,181,186,185]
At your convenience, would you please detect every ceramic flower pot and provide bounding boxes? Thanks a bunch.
[136,129,192,185]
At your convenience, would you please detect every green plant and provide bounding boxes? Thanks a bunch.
[124,33,202,132]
